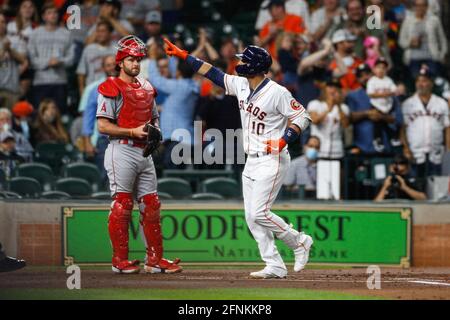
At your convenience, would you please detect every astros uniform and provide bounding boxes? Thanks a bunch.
[224,74,312,277]
[402,93,449,165]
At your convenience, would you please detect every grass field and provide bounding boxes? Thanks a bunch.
[0,288,381,300]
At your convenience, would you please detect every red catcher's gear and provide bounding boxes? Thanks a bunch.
[98,76,157,132]
[139,193,182,273]
[108,192,139,269]
[115,35,147,65]
[139,193,162,264]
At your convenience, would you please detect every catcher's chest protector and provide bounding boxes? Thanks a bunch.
[114,77,156,130]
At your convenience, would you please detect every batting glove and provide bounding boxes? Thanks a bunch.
[163,38,188,60]
[265,138,287,154]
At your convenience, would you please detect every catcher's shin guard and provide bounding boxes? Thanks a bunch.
[109,192,140,273]
[139,193,182,273]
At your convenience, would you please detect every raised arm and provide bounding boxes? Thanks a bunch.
[164,38,226,89]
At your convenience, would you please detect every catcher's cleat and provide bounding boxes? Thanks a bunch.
[144,258,183,274]
[0,256,26,273]
[293,234,313,272]
[249,269,286,279]
[112,259,141,274]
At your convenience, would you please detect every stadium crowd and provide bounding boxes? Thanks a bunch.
[0,0,449,201]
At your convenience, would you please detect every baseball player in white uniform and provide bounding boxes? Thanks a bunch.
[402,67,450,176]
[164,38,314,279]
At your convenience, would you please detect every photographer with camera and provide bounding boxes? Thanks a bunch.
[374,154,427,201]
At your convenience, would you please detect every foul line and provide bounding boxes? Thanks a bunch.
[408,280,450,287]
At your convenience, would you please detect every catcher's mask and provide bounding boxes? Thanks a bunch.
[115,35,147,70]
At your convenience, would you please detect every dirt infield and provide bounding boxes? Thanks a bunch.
[0,266,449,300]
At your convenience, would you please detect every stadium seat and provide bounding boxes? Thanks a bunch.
[55,178,92,198]
[91,192,111,200]
[41,191,71,200]
[200,177,240,198]
[0,191,22,199]
[63,162,101,192]
[0,167,5,190]
[158,192,173,200]
[191,192,224,200]
[157,178,192,199]
[9,177,42,198]
[34,143,80,174]
[14,162,54,191]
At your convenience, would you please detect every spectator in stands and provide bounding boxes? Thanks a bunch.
[6,0,37,41]
[258,0,307,60]
[76,20,115,96]
[6,0,37,99]
[69,0,100,62]
[195,60,242,169]
[11,100,33,140]
[85,0,134,45]
[374,154,426,201]
[31,98,69,146]
[336,0,391,64]
[191,28,220,97]
[399,0,447,78]
[142,10,163,45]
[401,67,449,178]
[307,79,350,159]
[0,11,27,110]
[120,0,160,33]
[0,130,25,178]
[278,33,309,94]
[0,107,32,161]
[283,135,321,199]
[329,29,363,91]
[0,241,26,272]
[27,4,75,113]
[310,0,345,43]
[296,38,333,107]
[219,38,240,75]
[347,63,403,155]
[148,44,199,169]
[255,0,311,31]
[81,55,116,183]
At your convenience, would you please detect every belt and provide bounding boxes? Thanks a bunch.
[248,151,267,158]
[118,139,146,149]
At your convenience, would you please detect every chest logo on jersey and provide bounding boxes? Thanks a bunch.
[239,101,267,121]
[290,99,303,111]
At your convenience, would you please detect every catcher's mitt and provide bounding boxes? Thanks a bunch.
[142,123,162,157]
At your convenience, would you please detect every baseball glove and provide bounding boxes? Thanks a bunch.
[142,123,162,157]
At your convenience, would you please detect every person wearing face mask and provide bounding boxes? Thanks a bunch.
[31,99,69,146]
[0,107,33,161]
[11,100,33,140]
[283,136,320,199]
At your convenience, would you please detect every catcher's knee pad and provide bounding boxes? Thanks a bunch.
[110,192,134,221]
[139,193,161,222]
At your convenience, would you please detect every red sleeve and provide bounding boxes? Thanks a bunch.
[259,23,270,40]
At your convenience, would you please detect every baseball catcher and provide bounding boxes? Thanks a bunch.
[96,35,182,274]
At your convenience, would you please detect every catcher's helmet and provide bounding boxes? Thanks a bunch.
[235,45,272,77]
[115,35,147,65]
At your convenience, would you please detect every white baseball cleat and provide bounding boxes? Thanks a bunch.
[249,269,286,279]
[293,234,313,272]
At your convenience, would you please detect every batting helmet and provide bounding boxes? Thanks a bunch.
[115,35,147,65]
[235,45,272,77]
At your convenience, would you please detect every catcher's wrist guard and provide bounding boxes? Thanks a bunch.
[142,123,162,157]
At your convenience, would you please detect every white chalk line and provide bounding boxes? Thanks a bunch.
[408,280,450,287]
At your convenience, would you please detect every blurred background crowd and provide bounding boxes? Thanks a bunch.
[0,0,449,201]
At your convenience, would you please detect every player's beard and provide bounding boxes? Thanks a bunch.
[123,64,140,77]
